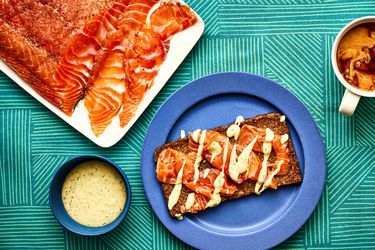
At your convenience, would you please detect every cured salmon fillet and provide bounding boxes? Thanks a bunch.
[0,0,124,113]
[84,0,158,136]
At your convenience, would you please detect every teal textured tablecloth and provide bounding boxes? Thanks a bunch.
[0,0,374,249]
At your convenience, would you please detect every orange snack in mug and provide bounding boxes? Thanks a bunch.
[337,24,375,91]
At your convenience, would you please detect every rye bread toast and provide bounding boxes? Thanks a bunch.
[154,113,302,217]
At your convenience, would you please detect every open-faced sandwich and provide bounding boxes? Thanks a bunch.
[154,113,302,219]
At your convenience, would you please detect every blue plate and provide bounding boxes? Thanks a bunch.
[141,72,326,249]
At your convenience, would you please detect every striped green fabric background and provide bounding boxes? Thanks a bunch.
[0,0,374,249]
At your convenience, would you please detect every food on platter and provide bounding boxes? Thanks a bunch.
[338,23,375,91]
[154,113,302,219]
[84,1,197,136]
[0,0,197,136]
[62,160,127,227]
[0,0,126,112]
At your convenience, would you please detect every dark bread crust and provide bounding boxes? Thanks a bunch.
[154,113,302,217]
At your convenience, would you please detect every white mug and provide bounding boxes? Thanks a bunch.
[331,16,375,116]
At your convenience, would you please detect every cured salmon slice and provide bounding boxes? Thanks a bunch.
[52,0,128,115]
[156,148,236,199]
[119,1,197,128]
[149,1,197,41]
[188,130,233,174]
[119,26,166,127]
[181,193,208,214]
[85,0,158,136]
[238,125,291,175]
[183,168,237,199]
[156,148,193,184]
[125,27,166,98]
[237,151,262,183]
[84,51,126,136]
[105,0,158,50]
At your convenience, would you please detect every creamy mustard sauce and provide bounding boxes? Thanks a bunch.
[176,215,183,220]
[206,171,225,208]
[259,160,283,193]
[220,138,230,172]
[62,161,126,227]
[226,125,240,140]
[220,138,230,176]
[281,134,289,144]
[280,115,286,122]
[229,136,258,183]
[235,116,245,124]
[255,128,274,195]
[220,140,230,196]
[185,193,195,210]
[206,139,230,207]
[226,116,244,140]
[180,130,186,139]
[207,141,222,164]
[174,213,183,220]
[228,144,238,180]
[168,160,186,210]
[191,129,201,142]
[192,129,206,185]
[203,168,210,179]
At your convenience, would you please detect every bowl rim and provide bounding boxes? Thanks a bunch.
[49,154,131,236]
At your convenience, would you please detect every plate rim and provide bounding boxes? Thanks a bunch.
[141,72,326,249]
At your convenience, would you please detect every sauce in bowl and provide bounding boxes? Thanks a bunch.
[61,161,126,227]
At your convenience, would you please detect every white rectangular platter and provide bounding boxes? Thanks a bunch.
[0,1,204,147]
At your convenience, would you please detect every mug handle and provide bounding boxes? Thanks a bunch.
[339,89,361,116]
